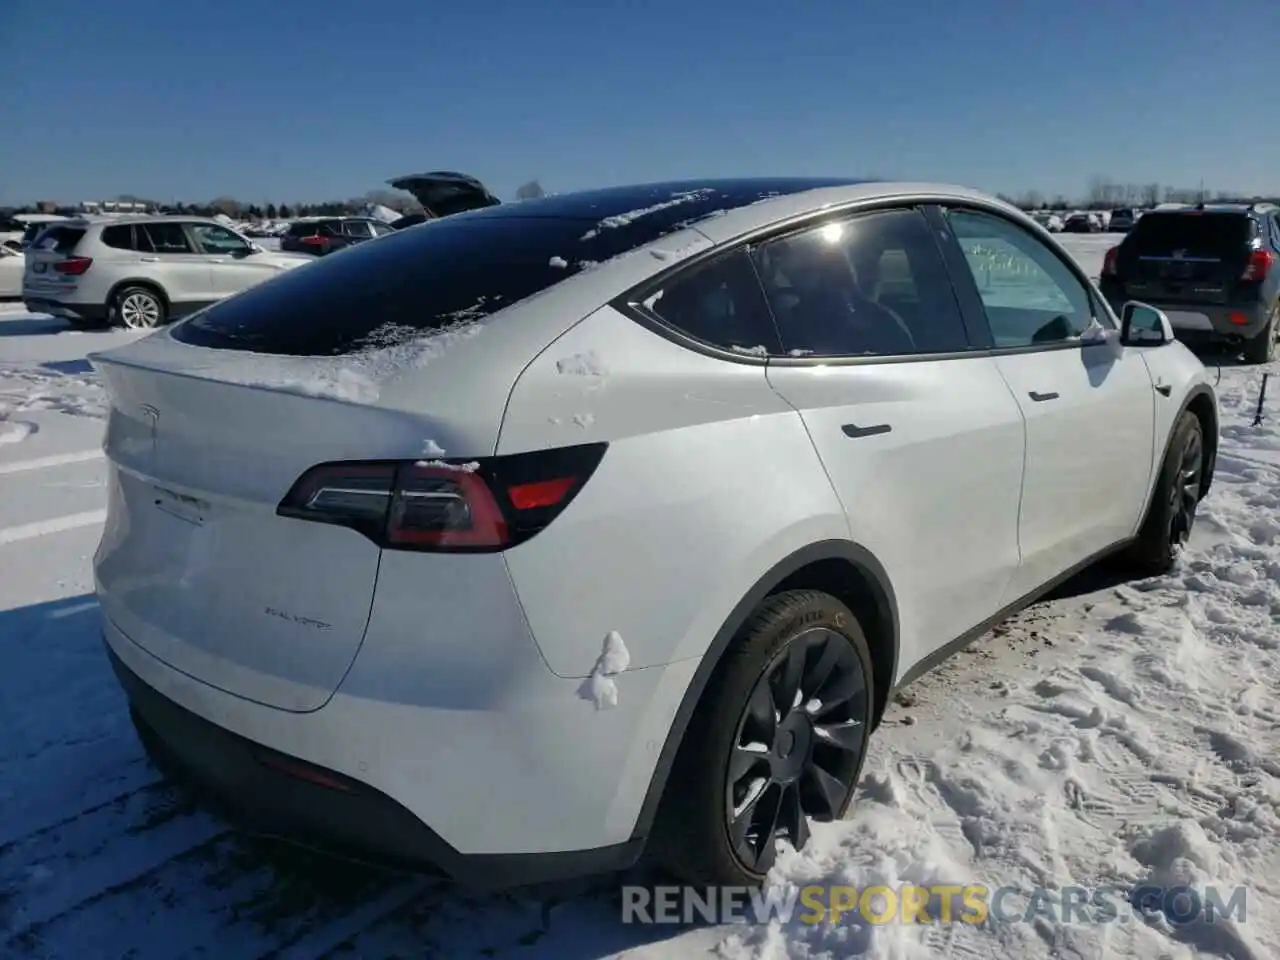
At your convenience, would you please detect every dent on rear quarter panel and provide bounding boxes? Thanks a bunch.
[497,305,851,678]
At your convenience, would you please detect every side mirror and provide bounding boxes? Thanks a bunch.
[1120,301,1173,346]
[247,242,263,254]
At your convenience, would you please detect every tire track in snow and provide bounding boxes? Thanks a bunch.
[1,785,227,944]
[7,835,418,960]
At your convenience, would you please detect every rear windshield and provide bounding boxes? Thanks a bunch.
[1127,212,1252,258]
[174,213,688,355]
[31,226,86,253]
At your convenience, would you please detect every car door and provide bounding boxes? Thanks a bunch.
[189,222,268,297]
[138,221,218,309]
[756,206,1027,673]
[936,206,1156,604]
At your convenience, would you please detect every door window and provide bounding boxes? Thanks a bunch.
[945,209,1097,346]
[141,222,195,254]
[751,207,971,357]
[190,223,251,256]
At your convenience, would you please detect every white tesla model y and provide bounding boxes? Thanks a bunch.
[92,178,1218,889]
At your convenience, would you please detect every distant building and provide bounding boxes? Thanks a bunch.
[36,200,59,214]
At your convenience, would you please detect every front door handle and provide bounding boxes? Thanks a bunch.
[139,257,160,263]
[1154,381,1172,397]
[842,423,892,439]
[1028,391,1059,402]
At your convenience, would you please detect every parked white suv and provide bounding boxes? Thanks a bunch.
[23,216,309,329]
[92,179,1218,890]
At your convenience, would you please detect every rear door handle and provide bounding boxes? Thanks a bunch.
[842,423,892,438]
[139,257,160,263]
[1028,391,1059,402]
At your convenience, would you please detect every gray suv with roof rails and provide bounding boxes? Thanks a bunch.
[1099,201,1280,363]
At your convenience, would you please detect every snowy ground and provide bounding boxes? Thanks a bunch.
[2,234,1278,959]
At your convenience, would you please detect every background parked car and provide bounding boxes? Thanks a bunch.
[0,245,23,298]
[2,213,73,251]
[1100,201,1280,362]
[387,171,502,229]
[1063,212,1102,233]
[22,216,310,329]
[1031,211,1064,232]
[0,215,25,251]
[279,217,394,255]
[1108,208,1137,232]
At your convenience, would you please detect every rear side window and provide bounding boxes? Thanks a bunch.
[753,208,971,357]
[1128,213,1251,258]
[100,225,135,250]
[142,222,194,254]
[640,250,780,354]
[32,226,86,253]
[173,214,702,355]
[372,222,395,236]
[342,221,372,238]
[286,221,315,237]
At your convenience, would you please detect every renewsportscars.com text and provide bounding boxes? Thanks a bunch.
[621,883,1249,927]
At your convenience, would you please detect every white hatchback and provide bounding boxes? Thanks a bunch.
[23,216,309,329]
[91,179,1218,890]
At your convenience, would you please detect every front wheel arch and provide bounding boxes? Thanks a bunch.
[1131,383,1217,540]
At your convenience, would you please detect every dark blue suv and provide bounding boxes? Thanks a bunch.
[1100,202,1280,363]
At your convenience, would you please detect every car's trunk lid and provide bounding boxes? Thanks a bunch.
[22,223,89,299]
[1119,212,1255,304]
[90,335,509,713]
[386,171,501,219]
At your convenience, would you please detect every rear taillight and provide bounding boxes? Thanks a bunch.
[277,442,607,552]
[54,256,93,275]
[299,236,327,247]
[1102,246,1119,277]
[1242,249,1274,282]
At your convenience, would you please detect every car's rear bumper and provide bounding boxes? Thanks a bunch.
[23,298,108,325]
[107,638,646,888]
[1101,289,1270,340]
[101,583,699,889]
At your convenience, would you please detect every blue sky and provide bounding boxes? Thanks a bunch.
[3,0,1276,206]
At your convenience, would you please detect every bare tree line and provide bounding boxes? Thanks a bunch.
[997,175,1277,212]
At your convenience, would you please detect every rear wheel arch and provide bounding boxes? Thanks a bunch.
[629,538,899,844]
[108,278,170,312]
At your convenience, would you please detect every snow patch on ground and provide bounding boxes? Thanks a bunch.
[0,419,34,444]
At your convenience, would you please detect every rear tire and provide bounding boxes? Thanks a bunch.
[650,590,874,887]
[1121,410,1204,575]
[113,285,167,329]
[1242,303,1278,364]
